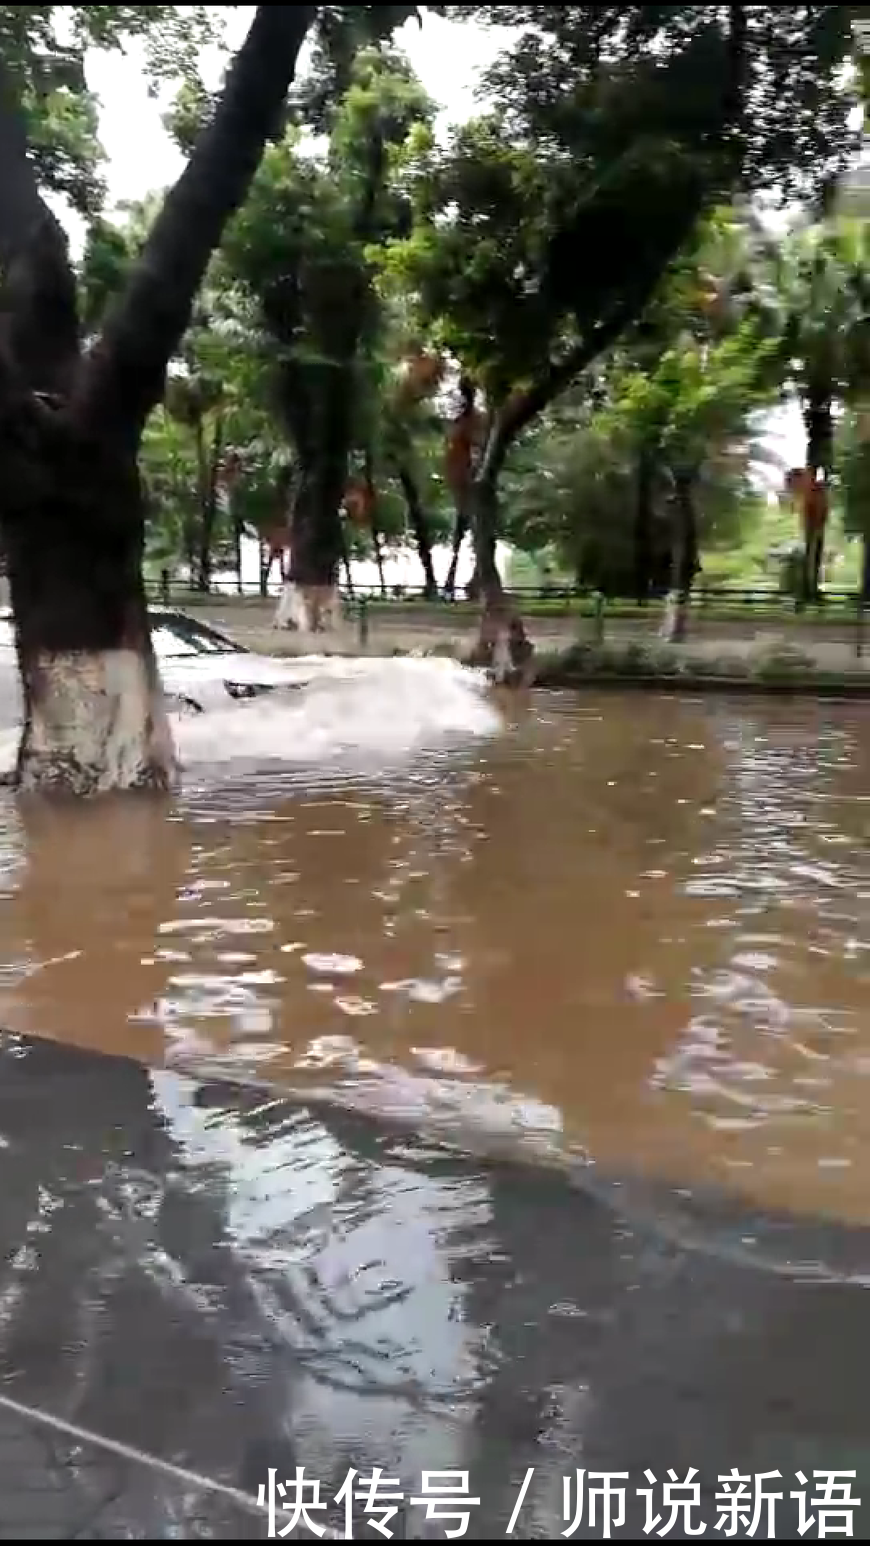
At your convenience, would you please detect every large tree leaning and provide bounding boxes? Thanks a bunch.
[0,6,315,796]
[459,8,751,680]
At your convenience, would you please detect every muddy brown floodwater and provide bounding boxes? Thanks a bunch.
[0,682,868,1227]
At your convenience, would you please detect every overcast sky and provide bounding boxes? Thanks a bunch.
[82,9,512,211]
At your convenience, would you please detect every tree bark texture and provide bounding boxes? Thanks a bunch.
[801,394,833,605]
[195,409,224,592]
[634,444,656,605]
[444,509,469,600]
[269,135,385,633]
[659,471,699,643]
[465,466,533,685]
[395,461,438,599]
[363,452,387,598]
[0,8,314,793]
[273,396,351,633]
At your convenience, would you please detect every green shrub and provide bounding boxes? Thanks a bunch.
[747,639,817,679]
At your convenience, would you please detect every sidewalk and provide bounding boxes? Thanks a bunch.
[194,596,870,672]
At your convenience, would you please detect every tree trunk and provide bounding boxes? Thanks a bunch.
[862,533,870,607]
[274,305,357,632]
[195,410,224,593]
[274,451,347,634]
[660,472,699,643]
[465,560,485,601]
[444,508,469,599]
[466,472,533,684]
[0,7,315,795]
[233,513,244,594]
[371,526,387,597]
[272,120,384,637]
[259,541,271,597]
[0,222,179,792]
[806,514,825,603]
[395,461,437,599]
[182,511,198,587]
[363,455,387,598]
[339,519,355,600]
[193,415,208,590]
[4,462,177,795]
[801,393,833,606]
[634,444,655,605]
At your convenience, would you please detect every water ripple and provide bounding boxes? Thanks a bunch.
[0,692,868,1228]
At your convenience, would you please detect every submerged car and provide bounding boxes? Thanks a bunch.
[0,605,319,727]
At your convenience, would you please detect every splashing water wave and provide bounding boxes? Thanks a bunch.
[176,656,502,772]
[0,656,503,781]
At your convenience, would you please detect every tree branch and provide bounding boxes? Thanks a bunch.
[76,5,317,435]
[479,278,681,489]
[0,65,49,263]
[478,5,750,493]
[0,61,79,394]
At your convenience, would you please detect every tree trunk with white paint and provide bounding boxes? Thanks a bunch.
[15,645,177,796]
[660,590,689,644]
[273,458,346,634]
[268,121,383,637]
[2,452,178,794]
[659,471,699,645]
[273,580,341,634]
[0,8,314,794]
[466,475,534,685]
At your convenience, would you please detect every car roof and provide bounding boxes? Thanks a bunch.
[0,605,202,625]
[0,606,248,659]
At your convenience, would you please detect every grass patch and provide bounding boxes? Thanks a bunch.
[348,596,861,625]
[533,638,870,694]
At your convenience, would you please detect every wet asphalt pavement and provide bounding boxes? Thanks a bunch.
[0,1031,868,1539]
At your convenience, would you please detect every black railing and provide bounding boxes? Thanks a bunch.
[145,573,864,611]
[144,575,870,659]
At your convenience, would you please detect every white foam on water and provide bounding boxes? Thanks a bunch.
[163,652,335,692]
[0,731,16,778]
[0,657,502,783]
[176,655,502,772]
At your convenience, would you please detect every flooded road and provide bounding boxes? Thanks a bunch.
[0,673,867,1227]
[0,671,869,1534]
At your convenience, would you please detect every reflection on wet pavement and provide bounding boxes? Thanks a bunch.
[1,1030,869,1539]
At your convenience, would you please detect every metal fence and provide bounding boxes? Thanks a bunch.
[145,572,865,613]
[145,576,870,659]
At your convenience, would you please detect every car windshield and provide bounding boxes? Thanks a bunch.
[0,611,244,660]
[149,612,246,659]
